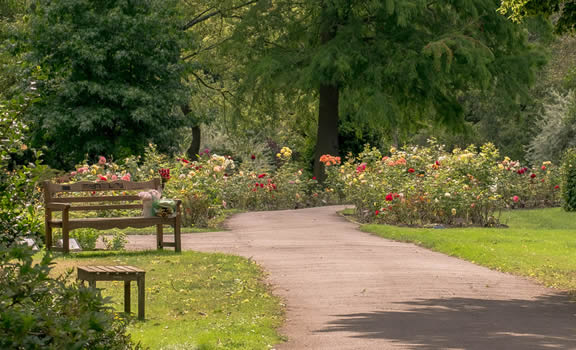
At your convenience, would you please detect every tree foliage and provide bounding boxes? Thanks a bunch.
[26,0,190,169]
[527,89,576,163]
[561,147,576,211]
[229,0,546,177]
[499,0,576,33]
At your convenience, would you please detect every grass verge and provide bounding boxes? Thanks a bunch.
[52,250,284,349]
[358,208,576,292]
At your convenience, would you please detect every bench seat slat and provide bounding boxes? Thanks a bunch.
[48,216,176,230]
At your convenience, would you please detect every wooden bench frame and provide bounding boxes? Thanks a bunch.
[43,178,181,253]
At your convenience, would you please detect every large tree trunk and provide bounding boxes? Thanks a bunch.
[314,6,340,180]
[313,84,340,180]
[187,125,201,161]
[181,104,201,161]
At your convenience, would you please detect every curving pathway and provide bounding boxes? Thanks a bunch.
[126,206,576,350]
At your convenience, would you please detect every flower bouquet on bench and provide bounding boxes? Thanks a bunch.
[138,190,178,218]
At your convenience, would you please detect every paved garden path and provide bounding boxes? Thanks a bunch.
[127,205,576,349]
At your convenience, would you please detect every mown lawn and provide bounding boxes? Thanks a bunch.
[52,250,284,350]
[359,208,576,292]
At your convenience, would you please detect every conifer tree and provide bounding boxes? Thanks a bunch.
[230,0,546,178]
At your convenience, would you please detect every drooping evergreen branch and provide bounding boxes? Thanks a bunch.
[182,0,259,30]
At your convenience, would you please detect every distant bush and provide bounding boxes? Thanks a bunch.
[0,245,140,349]
[561,148,576,211]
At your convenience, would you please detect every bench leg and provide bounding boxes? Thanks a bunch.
[137,277,145,320]
[124,281,131,314]
[45,208,52,250]
[156,224,163,250]
[45,225,53,251]
[62,209,70,254]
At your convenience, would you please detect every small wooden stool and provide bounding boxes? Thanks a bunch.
[77,265,146,320]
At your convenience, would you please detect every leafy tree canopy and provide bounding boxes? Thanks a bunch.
[229,0,547,176]
[26,0,191,169]
[499,0,576,33]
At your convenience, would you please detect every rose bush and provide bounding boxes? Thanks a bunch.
[324,141,561,226]
[64,145,337,227]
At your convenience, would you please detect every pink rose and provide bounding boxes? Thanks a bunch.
[70,171,77,176]
[111,175,118,181]
[513,196,519,202]
[98,156,106,164]
[121,173,131,181]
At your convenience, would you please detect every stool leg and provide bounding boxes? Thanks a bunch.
[137,276,145,320]
[156,224,163,250]
[174,218,181,253]
[124,281,131,314]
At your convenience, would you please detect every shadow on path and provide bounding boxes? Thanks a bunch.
[318,294,576,349]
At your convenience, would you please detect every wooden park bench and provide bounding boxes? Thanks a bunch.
[43,178,181,254]
[77,265,146,320]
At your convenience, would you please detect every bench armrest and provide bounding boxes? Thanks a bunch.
[46,202,71,211]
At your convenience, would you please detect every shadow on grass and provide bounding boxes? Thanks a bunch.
[317,294,576,349]
[55,249,180,259]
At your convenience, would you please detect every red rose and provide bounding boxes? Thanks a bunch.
[530,173,536,178]
[251,154,256,160]
[555,185,560,189]
[260,183,264,188]
[312,176,317,180]
[408,168,415,173]
[375,210,380,216]
[385,193,393,201]
[258,173,266,178]
[435,161,440,166]
[541,165,546,171]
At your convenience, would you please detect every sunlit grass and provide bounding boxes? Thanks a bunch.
[52,250,284,349]
[360,208,576,292]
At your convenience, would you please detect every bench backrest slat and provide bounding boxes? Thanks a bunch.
[62,204,143,211]
[43,179,162,214]
[56,195,141,203]
[44,179,161,196]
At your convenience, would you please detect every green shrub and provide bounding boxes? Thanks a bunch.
[71,228,100,250]
[0,245,140,349]
[0,98,43,247]
[102,230,128,251]
[561,148,576,211]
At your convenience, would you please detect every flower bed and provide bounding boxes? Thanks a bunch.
[62,146,338,227]
[323,141,561,226]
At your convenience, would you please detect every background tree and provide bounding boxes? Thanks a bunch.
[499,0,576,33]
[228,0,546,178]
[26,0,190,169]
